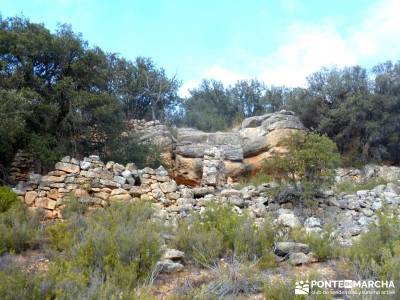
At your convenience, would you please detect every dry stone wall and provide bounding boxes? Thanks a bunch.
[12,155,400,246]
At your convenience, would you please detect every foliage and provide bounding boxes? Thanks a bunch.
[204,258,264,298]
[263,132,341,200]
[0,267,49,300]
[47,201,163,295]
[344,206,400,290]
[263,277,333,300]
[289,225,338,262]
[0,185,18,212]
[0,202,42,255]
[171,203,276,267]
[0,16,178,170]
[106,134,164,168]
[60,194,89,219]
[334,177,387,194]
[236,172,273,189]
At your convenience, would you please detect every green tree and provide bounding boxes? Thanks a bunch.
[263,132,341,198]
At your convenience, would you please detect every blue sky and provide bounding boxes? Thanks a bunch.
[1,0,400,96]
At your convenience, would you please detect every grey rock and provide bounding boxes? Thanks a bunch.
[113,176,126,185]
[289,252,310,265]
[162,248,185,261]
[156,260,184,273]
[276,213,301,228]
[80,161,91,170]
[229,195,244,207]
[304,217,322,228]
[274,242,310,256]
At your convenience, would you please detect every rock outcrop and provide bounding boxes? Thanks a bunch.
[131,110,306,185]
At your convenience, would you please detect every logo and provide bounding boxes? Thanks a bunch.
[295,280,310,295]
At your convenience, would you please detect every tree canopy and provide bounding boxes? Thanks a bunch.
[0,16,179,171]
[1,15,400,177]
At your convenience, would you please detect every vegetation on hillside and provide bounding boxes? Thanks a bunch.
[1,16,400,179]
[261,132,341,200]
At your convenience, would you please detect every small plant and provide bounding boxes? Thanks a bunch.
[0,266,49,300]
[48,200,164,294]
[236,171,273,189]
[0,203,42,255]
[0,186,19,213]
[263,277,333,300]
[205,257,264,298]
[171,203,277,267]
[334,177,387,194]
[344,206,400,289]
[61,194,89,219]
[289,225,338,262]
[262,132,341,201]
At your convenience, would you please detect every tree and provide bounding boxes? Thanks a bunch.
[230,79,266,117]
[263,132,341,199]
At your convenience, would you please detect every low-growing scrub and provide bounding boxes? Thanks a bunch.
[47,200,164,295]
[334,177,387,194]
[0,266,50,300]
[0,185,19,213]
[263,277,333,300]
[0,202,43,255]
[172,258,264,299]
[344,206,400,296]
[171,203,276,267]
[289,225,339,262]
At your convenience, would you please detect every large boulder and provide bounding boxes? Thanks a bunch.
[173,110,306,185]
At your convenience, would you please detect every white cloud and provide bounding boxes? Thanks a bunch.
[203,66,247,86]
[181,0,400,92]
[260,23,357,87]
[179,66,247,98]
[179,80,199,98]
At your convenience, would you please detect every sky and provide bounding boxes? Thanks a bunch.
[1,0,400,97]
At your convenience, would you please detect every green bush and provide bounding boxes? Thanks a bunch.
[344,206,400,289]
[334,177,387,194]
[236,172,273,189]
[289,226,338,262]
[263,278,333,300]
[262,132,341,200]
[0,267,49,300]
[0,186,19,213]
[171,204,277,267]
[48,200,164,294]
[107,134,164,168]
[45,221,75,252]
[0,203,42,255]
[60,194,89,219]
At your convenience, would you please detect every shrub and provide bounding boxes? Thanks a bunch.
[263,277,333,300]
[205,258,264,298]
[60,194,89,219]
[262,132,341,200]
[48,201,164,294]
[344,206,400,291]
[171,204,277,267]
[289,225,338,262]
[0,186,19,213]
[0,203,42,255]
[237,172,273,189]
[45,221,75,252]
[334,177,387,194]
[0,267,49,300]
[107,134,164,168]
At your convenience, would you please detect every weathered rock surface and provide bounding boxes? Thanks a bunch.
[274,242,310,256]
[131,110,305,185]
